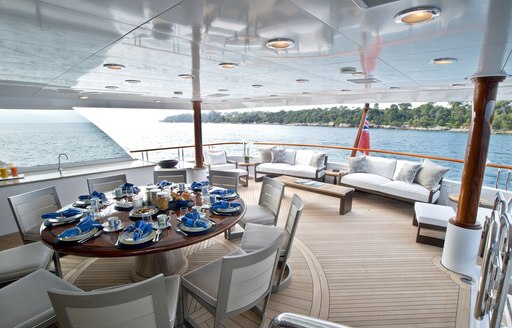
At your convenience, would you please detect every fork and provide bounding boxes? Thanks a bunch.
[153,229,162,242]
[174,225,188,236]
[78,230,103,244]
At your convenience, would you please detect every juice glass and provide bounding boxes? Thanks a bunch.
[0,166,8,178]
[9,165,18,177]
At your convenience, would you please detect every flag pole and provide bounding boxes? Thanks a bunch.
[351,103,370,157]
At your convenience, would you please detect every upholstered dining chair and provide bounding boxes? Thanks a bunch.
[208,169,240,191]
[8,186,63,276]
[240,194,305,292]
[0,268,82,328]
[86,173,127,193]
[203,149,237,171]
[48,274,181,328]
[181,226,284,328]
[154,168,187,184]
[226,177,284,239]
[0,242,54,285]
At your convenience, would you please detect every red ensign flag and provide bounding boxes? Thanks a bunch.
[358,117,370,155]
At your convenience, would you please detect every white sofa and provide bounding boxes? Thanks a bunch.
[255,147,327,181]
[340,156,449,204]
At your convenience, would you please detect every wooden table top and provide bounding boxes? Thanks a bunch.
[274,175,354,197]
[40,198,245,258]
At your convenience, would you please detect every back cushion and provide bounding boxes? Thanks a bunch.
[283,149,297,165]
[258,146,275,163]
[295,150,314,166]
[208,151,227,165]
[365,156,397,179]
[393,160,421,180]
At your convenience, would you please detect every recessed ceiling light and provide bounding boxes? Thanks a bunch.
[174,91,183,95]
[341,89,351,92]
[218,88,229,92]
[266,38,295,49]
[431,57,457,65]
[296,79,309,83]
[91,92,102,95]
[105,85,118,89]
[340,67,357,74]
[154,100,161,103]
[302,92,311,95]
[388,86,401,90]
[450,83,465,87]
[351,72,366,77]
[218,62,238,69]
[178,74,194,79]
[125,79,141,84]
[270,94,278,97]
[103,63,125,70]
[252,84,263,88]
[243,97,251,100]
[394,6,441,25]
[78,96,88,99]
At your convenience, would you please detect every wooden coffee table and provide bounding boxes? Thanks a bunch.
[274,175,355,215]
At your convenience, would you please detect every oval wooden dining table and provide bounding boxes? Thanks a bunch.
[40,197,246,281]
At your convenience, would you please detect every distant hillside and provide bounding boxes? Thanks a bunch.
[161,101,512,133]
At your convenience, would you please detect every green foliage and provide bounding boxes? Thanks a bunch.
[161,101,512,132]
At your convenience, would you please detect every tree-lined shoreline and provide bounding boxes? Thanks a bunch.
[162,101,512,134]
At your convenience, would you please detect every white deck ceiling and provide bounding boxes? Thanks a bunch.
[0,0,511,110]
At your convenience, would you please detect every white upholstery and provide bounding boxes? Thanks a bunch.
[285,165,320,179]
[393,160,421,180]
[256,149,326,180]
[294,150,315,166]
[365,156,397,179]
[341,173,390,192]
[0,242,53,284]
[49,274,180,328]
[414,202,455,227]
[204,150,237,171]
[257,162,290,175]
[240,204,276,226]
[381,181,440,203]
[0,269,82,328]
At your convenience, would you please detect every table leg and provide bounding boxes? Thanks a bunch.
[131,249,188,282]
[339,190,354,215]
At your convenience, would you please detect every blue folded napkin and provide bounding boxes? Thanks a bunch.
[191,181,209,190]
[78,191,107,202]
[156,180,173,188]
[182,212,209,228]
[41,208,83,219]
[58,215,103,238]
[174,199,190,207]
[120,183,140,194]
[211,200,241,212]
[123,220,153,241]
[210,189,236,196]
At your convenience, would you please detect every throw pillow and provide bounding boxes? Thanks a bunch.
[414,159,450,190]
[347,156,368,173]
[208,151,227,165]
[258,146,275,163]
[283,149,297,165]
[271,148,287,163]
[310,152,326,168]
[395,162,422,183]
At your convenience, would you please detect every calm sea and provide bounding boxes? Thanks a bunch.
[1,121,510,188]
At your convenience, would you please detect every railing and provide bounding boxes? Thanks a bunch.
[268,313,352,328]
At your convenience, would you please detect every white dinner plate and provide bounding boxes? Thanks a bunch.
[58,227,98,242]
[128,206,158,218]
[119,229,156,245]
[179,220,213,233]
[214,205,241,213]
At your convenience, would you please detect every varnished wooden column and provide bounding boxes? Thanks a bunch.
[351,103,369,157]
[193,100,204,168]
[452,76,504,229]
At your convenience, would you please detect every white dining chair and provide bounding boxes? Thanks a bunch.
[154,168,187,184]
[86,174,127,193]
[226,177,284,239]
[208,169,240,191]
[0,242,54,285]
[48,274,181,328]
[181,226,284,328]
[240,194,305,291]
[8,186,63,276]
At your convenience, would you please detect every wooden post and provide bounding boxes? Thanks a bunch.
[451,76,504,229]
[191,25,205,168]
[193,100,204,168]
[351,103,370,157]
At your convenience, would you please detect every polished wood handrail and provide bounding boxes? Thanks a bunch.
[130,141,512,171]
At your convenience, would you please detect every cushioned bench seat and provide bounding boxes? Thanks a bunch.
[414,202,455,247]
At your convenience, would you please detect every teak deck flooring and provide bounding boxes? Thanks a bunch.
[0,178,471,328]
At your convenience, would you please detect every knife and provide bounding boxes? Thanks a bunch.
[78,230,103,244]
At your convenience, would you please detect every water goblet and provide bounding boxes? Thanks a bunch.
[141,212,152,225]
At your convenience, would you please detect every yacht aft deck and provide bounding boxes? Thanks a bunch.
[1,179,469,328]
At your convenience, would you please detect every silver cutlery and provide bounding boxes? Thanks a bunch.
[153,229,162,242]
[78,230,103,244]
[114,233,123,246]
[174,225,188,236]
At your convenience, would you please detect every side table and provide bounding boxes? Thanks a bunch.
[325,170,344,185]
[237,162,257,186]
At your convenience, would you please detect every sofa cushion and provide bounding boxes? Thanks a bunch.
[394,162,422,183]
[310,152,326,168]
[347,156,368,173]
[341,173,391,192]
[380,181,439,203]
[256,162,290,175]
[414,159,450,190]
[283,149,297,165]
[259,146,275,163]
[284,165,320,179]
[271,148,287,163]
[366,156,397,179]
[208,151,227,165]
[295,150,314,166]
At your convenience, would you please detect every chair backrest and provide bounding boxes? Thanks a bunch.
[281,194,304,263]
[154,169,187,184]
[8,186,62,243]
[209,169,239,191]
[259,177,285,224]
[48,274,171,328]
[217,226,284,316]
[87,174,127,193]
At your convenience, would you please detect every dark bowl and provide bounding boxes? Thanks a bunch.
[158,159,178,168]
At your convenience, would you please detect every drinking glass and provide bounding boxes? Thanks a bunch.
[141,212,152,225]
[179,206,188,217]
